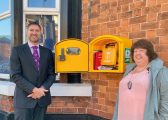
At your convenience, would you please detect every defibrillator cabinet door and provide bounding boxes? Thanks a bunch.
[89,35,132,73]
[55,39,89,73]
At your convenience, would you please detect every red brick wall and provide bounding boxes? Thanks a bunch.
[0,96,14,112]
[81,0,168,119]
[82,0,168,65]
[82,73,122,119]
[47,97,90,114]
[47,73,122,119]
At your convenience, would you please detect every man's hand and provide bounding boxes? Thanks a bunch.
[39,86,48,93]
[27,87,48,99]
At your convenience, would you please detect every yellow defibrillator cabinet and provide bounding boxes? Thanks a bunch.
[55,35,132,73]
[55,39,88,72]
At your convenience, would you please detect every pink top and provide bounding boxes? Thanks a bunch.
[118,69,150,120]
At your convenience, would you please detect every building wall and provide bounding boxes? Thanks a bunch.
[0,73,121,119]
[81,0,168,119]
[1,0,168,120]
[46,73,122,119]
[0,96,14,112]
[82,0,168,65]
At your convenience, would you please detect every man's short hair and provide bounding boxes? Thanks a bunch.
[27,22,41,30]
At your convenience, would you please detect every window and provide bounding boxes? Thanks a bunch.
[0,0,10,14]
[23,0,60,44]
[0,17,11,74]
[24,0,59,12]
[0,0,11,79]
[28,0,55,8]
[23,0,60,80]
[0,0,11,19]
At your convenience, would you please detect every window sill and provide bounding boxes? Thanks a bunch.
[0,81,92,97]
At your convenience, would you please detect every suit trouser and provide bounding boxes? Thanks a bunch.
[14,104,47,120]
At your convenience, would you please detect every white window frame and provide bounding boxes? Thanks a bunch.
[0,73,10,79]
[23,0,60,43]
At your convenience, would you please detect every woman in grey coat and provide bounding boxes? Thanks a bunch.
[112,39,168,120]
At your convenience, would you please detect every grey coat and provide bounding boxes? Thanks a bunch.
[112,58,168,120]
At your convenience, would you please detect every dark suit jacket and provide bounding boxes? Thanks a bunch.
[10,43,55,108]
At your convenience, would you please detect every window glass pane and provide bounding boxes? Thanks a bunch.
[0,17,11,74]
[28,0,55,8]
[0,0,10,14]
[25,15,58,51]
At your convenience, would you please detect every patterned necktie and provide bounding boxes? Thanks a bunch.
[32,46,40,71]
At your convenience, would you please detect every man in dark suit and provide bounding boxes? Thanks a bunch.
[10,22,55,120]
